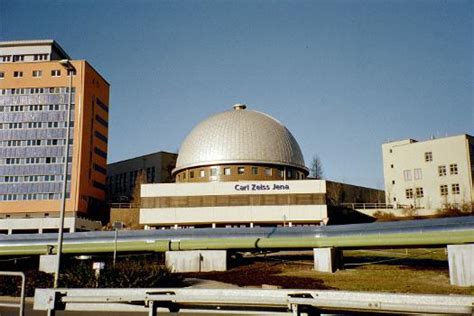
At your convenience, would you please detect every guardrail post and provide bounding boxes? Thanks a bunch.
[0,271,26,316]
[148,300,157,316]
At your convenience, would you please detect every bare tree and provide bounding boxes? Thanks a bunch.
[310,155,324,179]
[131,170,147,207]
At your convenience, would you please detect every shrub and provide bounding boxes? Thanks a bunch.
[0,271,53,297]
[99,260,183,288]
[373,211,397,221]
[436,202,474,218]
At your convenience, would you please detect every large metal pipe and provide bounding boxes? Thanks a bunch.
[0,217,473,256]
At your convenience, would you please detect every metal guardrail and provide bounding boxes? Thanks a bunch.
[109,202,139,209]
[341,203,394,209]
[0,271,25,316]
[34,288,474,315]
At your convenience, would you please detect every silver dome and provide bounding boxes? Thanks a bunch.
[174,105,308,174]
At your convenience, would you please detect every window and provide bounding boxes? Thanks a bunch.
[13,71,23,78]
[287,170,292,178]
[67,69,77,76]
[389,149,392,153]
[403,170,412,181]
[224,167,231,176]
[199,169,205,178]
[415,187,424,198]
[95,115,108,127]
[414,168,423,180]
[0,72,4,79]
[238,167,245,175]
[190,171,194,178]
[12,55,24,62]
[449,163,458,175]
[252,167,258,175]
[34,54,48,61]
[424,152,432,162]
[392,180,395,184]
[390,164,394,168]
[51,70,61,77]
[32,70,42,77]
[452,183,460,195]
[265,168,272,176]
[440,185,448,196]
[94,131,108,143]
[405,188,413,199]
[438,165,447,176]
[94,147,107,159]
[210,167,218,176]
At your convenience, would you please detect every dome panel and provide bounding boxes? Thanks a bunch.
[174,106,307,173]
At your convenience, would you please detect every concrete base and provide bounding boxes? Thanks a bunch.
[313,248,344,273]
[165,250,227,273]
[39,255,58,274]
[448,244,474,286]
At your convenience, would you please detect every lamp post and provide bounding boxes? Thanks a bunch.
[53,59,76,288]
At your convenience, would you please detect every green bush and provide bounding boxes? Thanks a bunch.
[99,260,183,288]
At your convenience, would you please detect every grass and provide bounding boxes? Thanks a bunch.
[187,248,474,295]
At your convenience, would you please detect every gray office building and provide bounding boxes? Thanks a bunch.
[106,151,177,202]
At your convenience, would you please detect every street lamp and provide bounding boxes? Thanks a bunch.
[53,59,76,288]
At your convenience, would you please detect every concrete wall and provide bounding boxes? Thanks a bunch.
[140,180,328,227]
[165,250,227,272]
[326,180,385,206]
[0,216,101,234]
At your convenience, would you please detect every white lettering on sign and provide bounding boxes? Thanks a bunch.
[234,184,290,191]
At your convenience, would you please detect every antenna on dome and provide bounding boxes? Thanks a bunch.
[233,103,247,110]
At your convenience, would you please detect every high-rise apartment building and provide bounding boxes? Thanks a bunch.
[0,40,110,233]
[382,134,473,210]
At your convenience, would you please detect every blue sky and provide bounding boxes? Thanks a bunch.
[1,0,472,188]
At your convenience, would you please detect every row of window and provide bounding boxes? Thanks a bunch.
[0,121,74,130]
[0,156,71,165]
[0,104,74,112]
[0,87,75,95]
[0,54,49,63]
[405,187,424,199]
[1,174,70,183]
[0,138,71,148]
[438,164,458,176]
[0,69,76,80]
[402,168,423,181]
[108,167,156,193]
[440,184,460,196]
[179,166,303,181]
[0,192,70,201]
[405,183,461,199]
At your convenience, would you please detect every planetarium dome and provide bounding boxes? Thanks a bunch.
[173,104,308,182]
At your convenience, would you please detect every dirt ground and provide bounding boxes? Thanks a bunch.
[185,248,474,295]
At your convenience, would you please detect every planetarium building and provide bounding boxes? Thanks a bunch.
[173,104,309,182]
[140,104,332,228]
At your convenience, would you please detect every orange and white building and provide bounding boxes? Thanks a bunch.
[0,40,109,233]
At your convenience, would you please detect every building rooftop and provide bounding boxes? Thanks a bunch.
[384,134,473,146]
[174,104,308,174]
[0,39,70,59]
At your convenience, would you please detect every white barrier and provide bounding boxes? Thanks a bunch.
[34,287,474,315]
